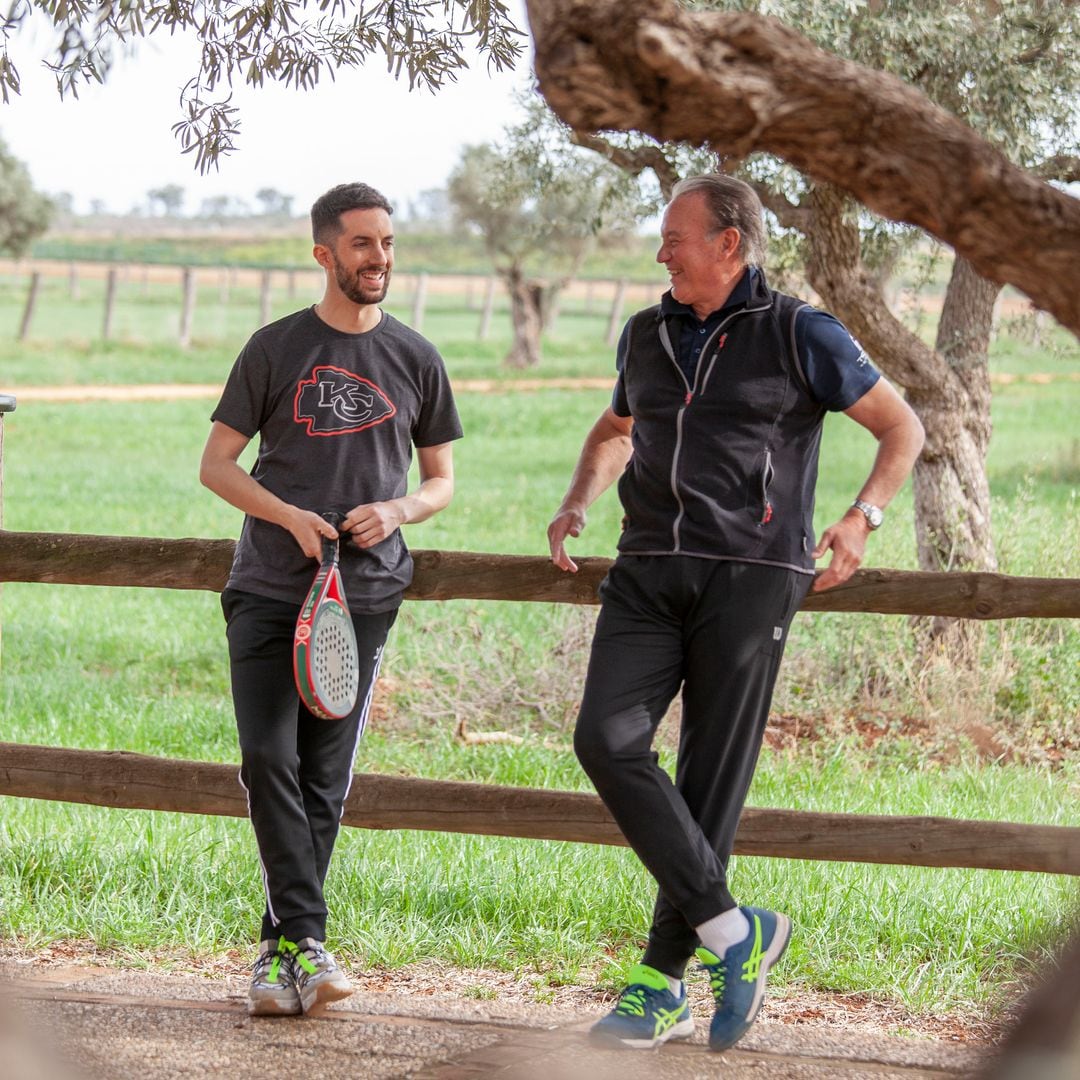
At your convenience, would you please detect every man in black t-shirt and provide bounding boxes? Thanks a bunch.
[200,182,462,1016]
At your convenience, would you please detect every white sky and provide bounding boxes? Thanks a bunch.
[0,6,532,217]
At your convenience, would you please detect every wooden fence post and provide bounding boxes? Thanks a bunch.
[478,276,497,341]
[219,268,231,306]
[605,278,628,346]
[68,262,80,301]
[0,393,14,667]
[102,267,118,341]
[287,268,297,300]
[411,272,428,332]
[178,267,196,349]
[17,271,41,341]
[258,270,272,328]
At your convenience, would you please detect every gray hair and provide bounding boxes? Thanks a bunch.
[669,174,767,268]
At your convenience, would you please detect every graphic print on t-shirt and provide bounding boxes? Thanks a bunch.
[294,364,397,436]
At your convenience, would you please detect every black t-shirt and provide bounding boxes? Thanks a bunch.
[211,307,463,612]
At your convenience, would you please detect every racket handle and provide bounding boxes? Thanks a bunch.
[321,511,343,563]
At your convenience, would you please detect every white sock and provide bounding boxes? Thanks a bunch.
[695,907,750,958]
[664,973,683,997]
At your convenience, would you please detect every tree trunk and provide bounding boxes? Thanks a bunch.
[801,185,999,649]
[910,257,999,576]
[503,267,550,368]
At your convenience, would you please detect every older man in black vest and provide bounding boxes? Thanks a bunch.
[547,174,924,1052]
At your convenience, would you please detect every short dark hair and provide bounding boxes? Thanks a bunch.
[669,174,767,268]
[310,183,393,245]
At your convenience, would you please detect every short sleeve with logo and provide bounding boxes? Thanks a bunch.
[212,307,462,611]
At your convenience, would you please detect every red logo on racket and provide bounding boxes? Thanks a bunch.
[294,623,312,643]
[294,365,397,436]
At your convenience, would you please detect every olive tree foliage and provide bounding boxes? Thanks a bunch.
[0,134,53,255]
[447,95,655,367]
[542,0,1079,609]
[0,0,523,171]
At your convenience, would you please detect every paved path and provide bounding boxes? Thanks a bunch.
[3,962,987,1080]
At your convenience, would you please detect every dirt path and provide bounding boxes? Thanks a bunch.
[2,954,990,1080]
[4,371,1077,404]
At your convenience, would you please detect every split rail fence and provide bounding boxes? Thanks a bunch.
[2,523,1080,877]
[3,258,654,347]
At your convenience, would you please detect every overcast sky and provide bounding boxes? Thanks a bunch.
[0,7,531,217]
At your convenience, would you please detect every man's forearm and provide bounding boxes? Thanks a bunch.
[558,415,633,515]
[855,418,925,511]
[200,457,298,530]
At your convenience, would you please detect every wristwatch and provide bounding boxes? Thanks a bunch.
[852,499,884,530]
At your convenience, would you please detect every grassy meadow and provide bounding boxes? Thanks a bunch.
[1,256,1078,1026]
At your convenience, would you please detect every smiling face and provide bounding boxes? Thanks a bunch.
[317,207,394,306]
[656,192,743,318]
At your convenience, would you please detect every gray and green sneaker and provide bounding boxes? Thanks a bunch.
[589,963,695,1049]
[247,937,301,1016]
[290,937,353,1014]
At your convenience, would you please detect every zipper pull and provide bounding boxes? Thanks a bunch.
[717,333,728,350]
[761,502,773,525]
[684,391,693,406]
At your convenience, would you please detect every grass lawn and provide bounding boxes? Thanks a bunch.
[0,282,1077,1025]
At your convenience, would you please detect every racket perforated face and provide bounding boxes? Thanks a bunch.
[307,599,360,719]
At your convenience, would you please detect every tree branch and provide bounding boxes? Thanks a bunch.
[524,0,1080,337]
[803,184,948,393]
[742,178,812,232]
[1032,154,1080,184]
[569,130,680,198]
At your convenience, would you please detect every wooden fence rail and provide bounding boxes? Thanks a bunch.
[2,530,1079,618]
[4,742,1078,875]
[2,527,1078,878]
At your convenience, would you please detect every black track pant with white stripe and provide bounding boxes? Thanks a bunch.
[573,556,811,981]
[222,588,397,944]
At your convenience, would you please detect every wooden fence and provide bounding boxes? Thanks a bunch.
[2,527,1079,876]
[3,258,654,346]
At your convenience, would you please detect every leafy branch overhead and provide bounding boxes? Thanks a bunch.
[524,0,1080,338]
[0,0,524,172]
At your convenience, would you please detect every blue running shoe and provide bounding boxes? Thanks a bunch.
[589,963,695,1050]
[696,906,791,1051]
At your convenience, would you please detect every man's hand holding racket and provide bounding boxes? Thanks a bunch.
[285,507,342,560]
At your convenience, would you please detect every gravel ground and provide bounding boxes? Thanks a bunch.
[1,947,992,1080]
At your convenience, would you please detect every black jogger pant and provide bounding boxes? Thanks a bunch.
[222,588,397,944]
[573,556,811,980]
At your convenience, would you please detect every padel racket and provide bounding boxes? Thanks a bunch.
[293,512,360,720]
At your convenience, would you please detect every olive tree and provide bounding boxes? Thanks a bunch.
[0,0,523,171]
[0,135,53,255]
[524,0,1080,630]
[447,96,654,367]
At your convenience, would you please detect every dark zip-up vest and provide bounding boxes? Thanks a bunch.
[616,275,826,574]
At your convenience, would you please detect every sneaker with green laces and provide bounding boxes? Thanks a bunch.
[589,963,695,1050]
[290,937,353,1015]
[247,937,302,1016]
[696,906,791,1051]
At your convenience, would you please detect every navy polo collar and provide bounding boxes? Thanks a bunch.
[659,267,764,322]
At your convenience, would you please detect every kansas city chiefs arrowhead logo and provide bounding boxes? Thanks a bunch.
[294,365,397,436]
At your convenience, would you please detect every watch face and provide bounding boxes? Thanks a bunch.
[868,506,884,528]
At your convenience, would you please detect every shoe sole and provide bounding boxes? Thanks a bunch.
[247,995,302,1017]
[300,976,353,1016]
[589,1016,695,1051]
[708,912,791,1052]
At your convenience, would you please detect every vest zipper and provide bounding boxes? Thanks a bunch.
[759,449,775,525]
[666,302,770,551]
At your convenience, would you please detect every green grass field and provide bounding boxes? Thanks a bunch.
[1,278,1078,1025]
